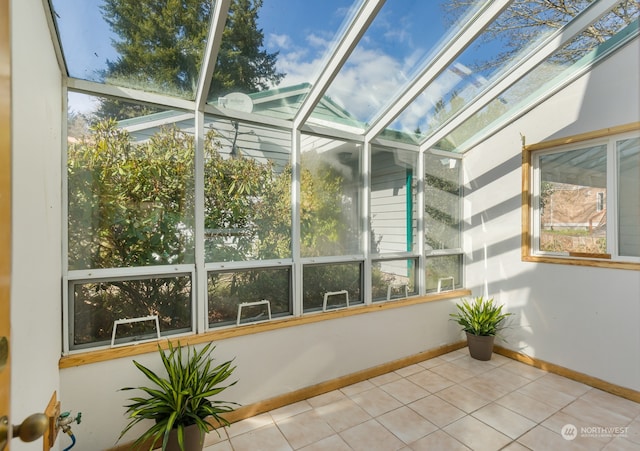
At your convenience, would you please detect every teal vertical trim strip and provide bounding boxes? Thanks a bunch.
[406,169,413,277]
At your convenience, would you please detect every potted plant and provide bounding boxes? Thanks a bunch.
[450,296,513,361]
[118,341,238,451]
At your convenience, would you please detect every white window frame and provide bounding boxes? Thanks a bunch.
[527,127,640,266]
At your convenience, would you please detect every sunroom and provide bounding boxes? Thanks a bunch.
[3,0,639,450]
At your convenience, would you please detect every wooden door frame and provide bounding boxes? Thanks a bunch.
[0,0,12,446]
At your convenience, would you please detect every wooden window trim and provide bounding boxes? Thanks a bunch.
[59,288,471,368]
[522,122,640,271]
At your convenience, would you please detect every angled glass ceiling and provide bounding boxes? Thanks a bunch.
[52,0,639,152]
[314,0,479,130]
[53,0,213,99]
[207,0,358,117]
[393,0,598,140]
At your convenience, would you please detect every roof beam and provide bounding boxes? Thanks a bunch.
[365,0,512,142]
[293,0,386,130]
[67,78,196,111]
[419,0,623,153]
[195,0,231,111]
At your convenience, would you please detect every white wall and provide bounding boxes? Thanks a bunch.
[463,38,640,392]
[10,0,63,449]
[61,299,463,450]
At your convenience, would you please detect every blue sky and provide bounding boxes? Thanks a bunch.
[57,0,482,129]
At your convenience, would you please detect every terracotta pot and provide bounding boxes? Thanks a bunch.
[165,424,205,451]
[465,332,495,361]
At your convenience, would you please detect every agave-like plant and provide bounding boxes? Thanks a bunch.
[119,341,238,451]
[450,296,512,336]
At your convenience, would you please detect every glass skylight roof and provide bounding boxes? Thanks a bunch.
[312,0,479,129]
[208,0,358,113]
[52,0,639,152]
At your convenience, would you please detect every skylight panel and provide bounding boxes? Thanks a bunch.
[388,0,600,143]
[434,11,639,153]
[52,0,213,100]
[207,0,360,120]
[310,0,481,130]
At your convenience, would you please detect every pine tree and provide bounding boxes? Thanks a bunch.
[97,0,284,119]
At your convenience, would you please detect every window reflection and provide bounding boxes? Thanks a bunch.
[300,135,362,257]
[303,262,363,312]
[203,117,292,262]
[67,94,195,270]
[372,258,418,302]
[425,153,461,251]
[208,267,292,327]
[72,275,192,348]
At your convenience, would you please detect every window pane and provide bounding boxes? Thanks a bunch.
[67,93,195,270]
[303,262,363,312]
[72,275,192,349]
[435,9,639,152]
[301,135,361,257]
[52,0,210,99]
[371,147,418,254]
[425,153,461,251]
[208,267,291,327]
[204,117,291,262]
[426,255,462,293]
[618,137,640,257]
[372,259,418,302]
[207,0,360,119]
[538,145,607,254]
[315,0,481,131]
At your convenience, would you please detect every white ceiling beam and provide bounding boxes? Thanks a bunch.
[195,0,231,111]
[365,0,513,142]
[41,0,68,76]
[293,0,387,130]
[67,78,196,111]
[419,0,623,152]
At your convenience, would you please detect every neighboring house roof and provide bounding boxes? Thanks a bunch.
[118,82,421,144]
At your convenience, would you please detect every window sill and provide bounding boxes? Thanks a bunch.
[523,255,640,271]
[58,288,471,369]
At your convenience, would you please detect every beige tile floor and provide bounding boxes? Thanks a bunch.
[202,348,640,450]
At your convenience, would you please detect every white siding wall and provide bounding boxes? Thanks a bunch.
[463,38,640,392]
[11,0,63,449]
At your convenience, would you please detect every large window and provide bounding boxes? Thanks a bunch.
[370,146,419,301]
[300,134,362,257]
[64,92,467,352]
[66,96,197,350]
[424,152,463,292]
[525,125,640,268]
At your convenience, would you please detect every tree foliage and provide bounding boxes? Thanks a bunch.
[209,0,285,99]
[68,120,196,270]
[97,0,284,119]
[101,0,212,96]
[68,119,361,340]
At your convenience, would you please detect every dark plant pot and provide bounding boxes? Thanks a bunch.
[466,332,495,361]
[165,424,205,451]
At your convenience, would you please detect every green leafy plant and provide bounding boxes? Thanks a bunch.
[450,296,512,336]
[119,341,238,451]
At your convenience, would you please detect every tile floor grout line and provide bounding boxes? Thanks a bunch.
[207,350,640,451]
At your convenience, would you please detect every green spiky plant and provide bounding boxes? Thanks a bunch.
[450,296,513,336]
[119,341,238,451]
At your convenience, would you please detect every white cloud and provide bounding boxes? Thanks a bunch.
[269,30,468,133]
[267,33,293,50]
